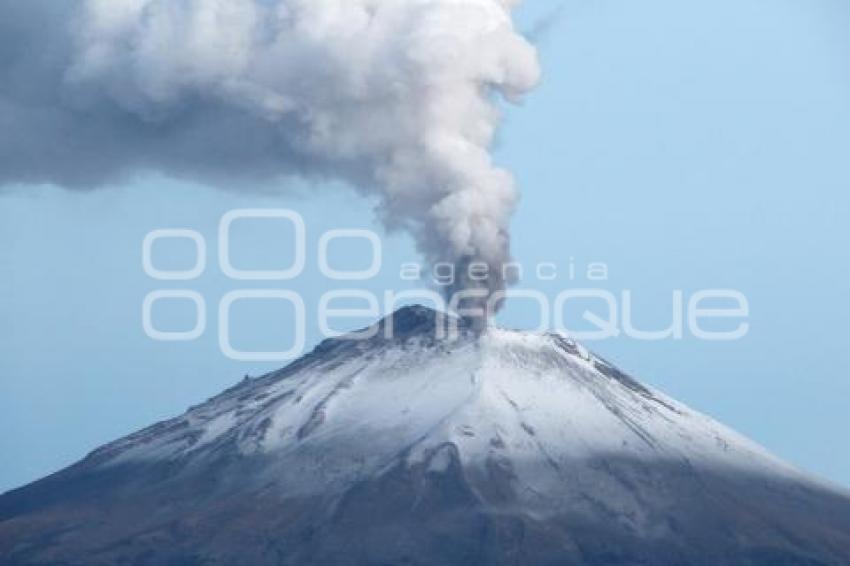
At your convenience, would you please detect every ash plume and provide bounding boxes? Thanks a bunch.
[0,0,540,309]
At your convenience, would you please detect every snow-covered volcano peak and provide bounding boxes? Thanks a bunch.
[85,305,806,494]
[3,305,850,565]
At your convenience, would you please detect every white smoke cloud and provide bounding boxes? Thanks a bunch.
[0,0,540,306]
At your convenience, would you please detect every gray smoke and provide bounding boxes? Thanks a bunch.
[0,0,540,309]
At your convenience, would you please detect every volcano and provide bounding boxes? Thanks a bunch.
[1,306,849,565]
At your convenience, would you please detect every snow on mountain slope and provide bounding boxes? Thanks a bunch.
[1,306,849,565]
[93,306,805,494]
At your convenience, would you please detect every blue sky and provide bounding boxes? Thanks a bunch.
[2,0,850,492]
